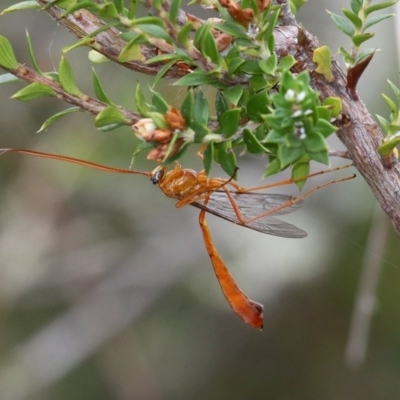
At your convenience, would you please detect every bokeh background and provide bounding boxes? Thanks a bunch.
[0,1,400,399]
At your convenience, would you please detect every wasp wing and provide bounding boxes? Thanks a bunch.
[191,191,307,238]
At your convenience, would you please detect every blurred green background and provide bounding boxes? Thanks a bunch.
[0,1,400,399]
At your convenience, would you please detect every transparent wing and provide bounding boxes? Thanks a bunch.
[191,191,307,238]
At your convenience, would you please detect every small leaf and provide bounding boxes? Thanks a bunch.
[193,89,209,127]
[308,150,329,165]
[0,36,18,69]
[88,50,110,63]
[292,160,310,190]
[323,97,342,117]
[342,8,362,30]
[305,132,328,152]
[314,119,337,138]
[95,105,130,127]
[1,1,39,14]
[264,157,281,177]
[313,45,334,82]
[224,85,243,106]
[215,90,229,121]
[193,123,209,143]
[203,142,214,176]
[364,13,395,30]
[174,71,216,86]
[381,94,397,114]
[98,3,119,18]
[243,129,267,153]
[181,89,194,126]
[37,107,80,132]
[365,1,397,16]
[0,73,20,85]
[12,82,57,101]
[26,30,43,74]
[328,12,355,37]
[378,136,400,157]
[350,0,362,14]
[169,0,182,25]
[278,143,304,169]
[177,22,193,47]
[259,54,277,75]
[135,83,150,116]
[246,90,269,122]
[216,142,237,177]
[352,33,374,47]
[151,90,169,114]
[59,55,82,96]
[92,68,113,104]
[219,108,241,137]
[118,35,146,62]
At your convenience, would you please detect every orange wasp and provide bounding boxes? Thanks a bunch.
[0,148,352,330]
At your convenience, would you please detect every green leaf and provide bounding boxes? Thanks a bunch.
[25,30,43,74]
[365,1,397,16]
[350,0,362,14]
[264,157,281,177]
[95,105,130,127]
[12,82,57,101]
[88,50,110,64]
[364,13,395,30]
[305,132,328,152]
[388,80,400,102]
[0,36,18,69]
[323,97,342,117]
[147,111,168,128]
[224,85,243,106]
[59,55,82,96]
[177,22,193,47]
[135,83,150,116]
[278,144,304,169]
[216,142,237,177]
[152,60,177,88]
[98,3,119,18]
[314,119,337,138]
[151,90,169,114]
[193,123,209,143]
[92,68,113,104]
[37,107,80,132]
[342,8,362,30]
[193,89,209,127]
[278,55,297,72]
[381,93,397,114]
[174,71,216,86]
[308,150,329,165]
[292,160,310,190]
[259,54,278,75]
[312,46,334,82]
[219,108,241,137]
[243,129,267,153]
[378,136,400,157]
[215,90,229,121]
[352,33,374,47]
[246,90,270,122]
[203,142,214,176]
[0,73,20,85]
[118,35,146,62]
[213,22,248,40]
[1,1,39,14]
[169,0,182,25]
[180,89,194,126]
[328,12,355,37]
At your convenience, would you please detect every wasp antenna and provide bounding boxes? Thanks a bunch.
[0,148,152,177]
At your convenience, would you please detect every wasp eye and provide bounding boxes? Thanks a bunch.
[150,168,164,184]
